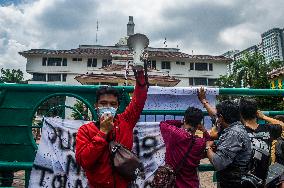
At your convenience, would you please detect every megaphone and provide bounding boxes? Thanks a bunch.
[127,33,149,71]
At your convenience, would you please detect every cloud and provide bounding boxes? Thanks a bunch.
[0,0,284,79]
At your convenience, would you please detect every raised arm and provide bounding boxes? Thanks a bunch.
[257,110,284,128]
[197,87,217,117]
[120,70,148,128]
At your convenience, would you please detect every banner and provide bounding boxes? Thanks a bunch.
[29,118,163,188]
[29,87,218,187]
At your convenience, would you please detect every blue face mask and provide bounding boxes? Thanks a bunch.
[97,107,117,117]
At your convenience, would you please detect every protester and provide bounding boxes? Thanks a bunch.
[75,69,147,188]
[159,106,210,188]
[206,100,252,188]
[239,99,284,186]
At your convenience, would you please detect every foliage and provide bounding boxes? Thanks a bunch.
[71,100,90,120]
[216,52,284,110]
[0,68,24,83]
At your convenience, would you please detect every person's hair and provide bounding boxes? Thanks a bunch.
[184,107,204,128]
[216,100,240,124]
[96,86,120,103]
[274,115,284,123]
[239,98,257,120]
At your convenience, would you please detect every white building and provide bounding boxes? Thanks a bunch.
[261,28,284,62]
[20,16,231,87]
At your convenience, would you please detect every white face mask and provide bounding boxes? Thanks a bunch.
[97,107,117,117]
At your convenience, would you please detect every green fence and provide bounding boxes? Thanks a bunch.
[0,83,283,187]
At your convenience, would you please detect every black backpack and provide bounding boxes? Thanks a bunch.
[276,137,284,165]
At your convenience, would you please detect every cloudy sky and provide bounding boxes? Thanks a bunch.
[0,0,284,77]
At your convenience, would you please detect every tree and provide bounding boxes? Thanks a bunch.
[0,68,24,83]
[71,100,90,120]
[216,52,284,110]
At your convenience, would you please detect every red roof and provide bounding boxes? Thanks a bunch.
[19,46,232,62]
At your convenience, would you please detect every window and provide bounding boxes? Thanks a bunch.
[176,61,180,65]
[176,61,185,65]
[194,77,207,85]
[102,59,112,67]
[62,74,67,82]
[33,73,46,81]
[147,60,156,69]
[189,77,193,86]
[87,58,97,67]
[195,63,208,71]
[181,62,185,65]
[190,63,194,70]
[161,61,171,69]
[208,79,217,86]
[209,63,213,71]
[47,74,61,82]
[47,58,62,66]
[72,58,82,61]
[62,58,67,66]
[42,57,47,66]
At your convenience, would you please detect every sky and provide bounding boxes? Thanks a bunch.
[0,0,284,78]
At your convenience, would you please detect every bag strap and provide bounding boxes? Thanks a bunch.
[175,134,196,174]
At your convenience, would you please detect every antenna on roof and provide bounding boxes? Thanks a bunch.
[164,37,167,47]
[95,20,99,43]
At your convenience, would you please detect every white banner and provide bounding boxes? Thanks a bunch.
[29,87,219,187]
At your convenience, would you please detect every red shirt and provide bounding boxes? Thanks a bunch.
[75,76,147,188]
[160,120,211,188]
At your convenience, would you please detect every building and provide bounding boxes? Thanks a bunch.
[19,16,231,87]
[233,45,259,61]
[226,27,284,63]
[261,28,284,63]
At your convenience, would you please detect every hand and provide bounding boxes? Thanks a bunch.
[256,110,266,120]
[197,87,207,104]
[206,141,214,148]
[100,115,114,134]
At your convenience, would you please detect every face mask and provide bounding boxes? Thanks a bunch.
[97,107,117,117]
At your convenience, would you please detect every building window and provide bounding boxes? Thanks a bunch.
[190,63,194,70]
[42,57,47,66]
[102,59,112,67]
[161,61,171,69]
[195,63,208,71]
[208,78,217,86]
[72,58,82,61]
[147,60,156,69]
[33,73,46,81]
[47,58,62,66]
[194,77,207,85]
[176,61,185,65]
[62,74,67,82]
[62,58,67,66]
[189,77,193,85]
[47,74,61,82]
[87,58,97,67]
[209,63,213,71]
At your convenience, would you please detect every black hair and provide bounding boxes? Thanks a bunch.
[274,115,284,123]
[184,106,204,128]
[216,100,240,124]
[96,86,120,103]
[239,98,257,120]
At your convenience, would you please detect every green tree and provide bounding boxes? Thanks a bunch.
[216,52,284,110]
[0,68,24,83]
[71,100,90,120]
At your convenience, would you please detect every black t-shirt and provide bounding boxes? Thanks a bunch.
[245,124,282,181]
